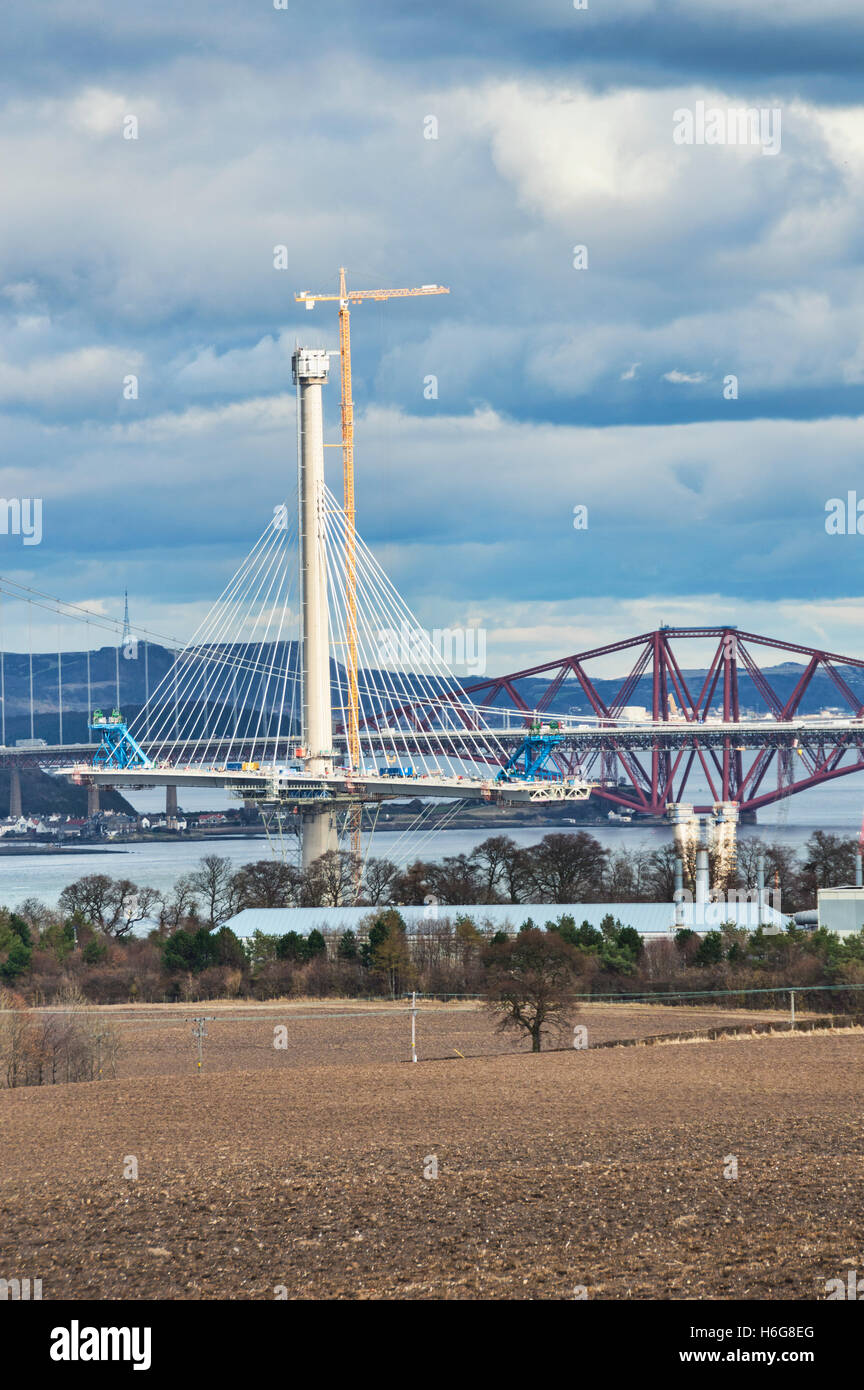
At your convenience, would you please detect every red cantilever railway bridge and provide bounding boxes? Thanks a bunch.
[342,625,864,816]
[455,626,864,818]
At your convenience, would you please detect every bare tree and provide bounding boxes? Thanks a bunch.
[499,844,534,904]
[646,844,679,901]
[362,856,399,905]
[158,873,201,932]
[483,928,580,1052]
[797,832,854,903]
[734,837,767,888]
[425,854,483,905]
[231,857,301,910]
[111,882,161,938]
[58,875,160,938]
[603,848,662,902]
[58,874,116,928]
[301,851,359,907]
[0,985,120,1088]
[527,832,608,904]
[0,987,29,1088]
[390,860,433,905]
[189,855,235,927]
[470,836,517,900]
[15,897,54,935]
[603,852,639,902]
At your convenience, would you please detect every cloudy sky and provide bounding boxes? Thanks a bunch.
[2,0,864,675]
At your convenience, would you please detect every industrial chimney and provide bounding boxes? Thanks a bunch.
[673,857,685,926]
[695,848,710,906]
[756,851,766,928]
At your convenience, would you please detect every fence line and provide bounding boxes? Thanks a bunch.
[0,1004,470,1020]
[5,983,864,1015]
[568,983,864,1002]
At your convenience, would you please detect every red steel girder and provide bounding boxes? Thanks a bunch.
[357,627,864,818]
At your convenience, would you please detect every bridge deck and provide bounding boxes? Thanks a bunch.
[4,714,863,767]
[75,765,590,805]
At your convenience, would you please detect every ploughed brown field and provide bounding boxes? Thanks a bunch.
[8,997,816,1078]
[1,1001,861,1300]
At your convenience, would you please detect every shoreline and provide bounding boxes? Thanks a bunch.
[0,817,671,855]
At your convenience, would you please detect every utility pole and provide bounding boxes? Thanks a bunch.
[410,991,418,1063]
[188,1016,215,1072]
[93,1030,109,1080]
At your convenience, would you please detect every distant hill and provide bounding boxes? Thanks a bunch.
[484,663,864,718]
[0,768,134,816]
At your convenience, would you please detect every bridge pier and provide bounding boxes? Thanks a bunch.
[300,806,337,870]
[8,765,21,819]
[87,782,100,818]
[166,784,177,827]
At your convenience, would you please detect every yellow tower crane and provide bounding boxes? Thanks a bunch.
[295,269,449,774]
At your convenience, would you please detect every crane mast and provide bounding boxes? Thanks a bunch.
[336,268,359,773]
[295,269,449,779]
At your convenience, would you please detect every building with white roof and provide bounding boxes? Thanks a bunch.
[225,899,788,939]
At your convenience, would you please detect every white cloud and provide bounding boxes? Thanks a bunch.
[434,595,864,677]
[69,87,140,136]
[2,281,37,305]
[172,334,293,396]
[664,369,708,384]
[0,346,144,408]
[111,392,293,443]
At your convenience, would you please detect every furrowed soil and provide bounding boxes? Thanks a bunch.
[1,1004,861,1300]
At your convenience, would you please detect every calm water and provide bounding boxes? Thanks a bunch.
[1,777,863,909]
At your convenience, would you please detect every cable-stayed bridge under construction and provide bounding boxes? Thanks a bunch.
[2,347,864,860]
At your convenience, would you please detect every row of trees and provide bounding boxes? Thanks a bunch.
[0,827,859,1009]
[39,829,861,948]
[401,830,862,913]
[5,881,864,1010]
[489,914,864,1051]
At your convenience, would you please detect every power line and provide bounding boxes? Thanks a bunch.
[0,575,181,650]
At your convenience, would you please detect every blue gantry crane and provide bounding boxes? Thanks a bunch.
[496,720,565,783]
[90,708,151,769]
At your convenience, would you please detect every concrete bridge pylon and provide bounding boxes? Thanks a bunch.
[293,346,339,870]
